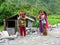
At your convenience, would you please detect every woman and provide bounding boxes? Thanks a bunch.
[38,11,48,36]
[41,11,48,35]
[38,11,43,35]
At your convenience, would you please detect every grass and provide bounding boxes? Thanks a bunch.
[0,26,4,31]
[47,14,60,25]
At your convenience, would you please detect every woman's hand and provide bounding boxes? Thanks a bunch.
[21,18,26,20]
[38,15,41,21]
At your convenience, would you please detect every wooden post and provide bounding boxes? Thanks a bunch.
[4,19,6,31]
[17,20,19,32]
[17,16,19,32]
[15,20,17,34]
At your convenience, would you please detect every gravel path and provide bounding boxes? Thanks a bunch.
[0,24,60,45]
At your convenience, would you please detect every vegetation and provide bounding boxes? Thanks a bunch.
[0,0,60,28]
[47,14,60,25]
[0,26,4,31]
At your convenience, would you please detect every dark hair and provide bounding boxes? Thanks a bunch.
[38,10,42,14]
[43,11,47,17]
[20,11,26,15]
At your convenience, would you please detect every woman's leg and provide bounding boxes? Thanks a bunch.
[23,27,26,36]
[43,24,47,36]
[20,26,23,36]
[39,21,43,35]
[39,21,43,33]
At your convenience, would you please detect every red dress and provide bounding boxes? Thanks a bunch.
[19,12,26,36]
[19,25,26,36]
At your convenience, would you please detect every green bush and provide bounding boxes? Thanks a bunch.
[0,26,4,31]
[33,21,39,27]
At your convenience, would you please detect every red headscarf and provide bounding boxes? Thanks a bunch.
[19,11,25,17]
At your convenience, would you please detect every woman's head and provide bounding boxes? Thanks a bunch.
[38,10,42,15]
[38,11,47,16]
[43,11,47,17]
[19,11,26,16]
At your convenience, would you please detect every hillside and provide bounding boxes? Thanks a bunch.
[0,0,60,25]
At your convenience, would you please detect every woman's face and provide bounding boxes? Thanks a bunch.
[39,12,42,15]
[41,12,45,15]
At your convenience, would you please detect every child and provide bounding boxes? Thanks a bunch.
[18,11,26,37]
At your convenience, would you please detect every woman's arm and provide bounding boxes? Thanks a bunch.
[38,15,41,21]
[21,16,26,20]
